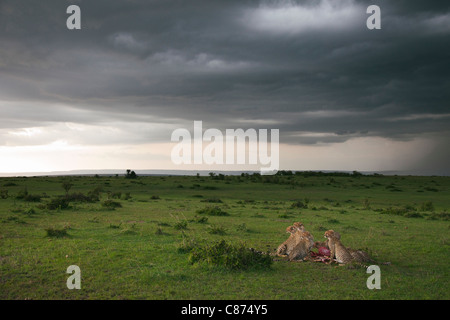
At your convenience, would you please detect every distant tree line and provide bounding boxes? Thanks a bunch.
[206,170,382,180]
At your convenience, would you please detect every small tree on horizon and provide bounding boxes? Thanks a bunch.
[125,169,137,179]
[62,181,73,195]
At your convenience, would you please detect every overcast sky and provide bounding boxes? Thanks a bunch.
[0,0,449,174]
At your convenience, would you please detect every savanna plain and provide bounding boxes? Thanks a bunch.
[0,171,449,300]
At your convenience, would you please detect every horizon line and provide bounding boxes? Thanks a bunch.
[0,168,448,177]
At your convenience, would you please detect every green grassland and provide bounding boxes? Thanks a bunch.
[0,172,449,300]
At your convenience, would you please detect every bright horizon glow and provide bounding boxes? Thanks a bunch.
[0,136,438,175]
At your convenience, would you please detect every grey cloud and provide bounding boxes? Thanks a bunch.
[0,0,449,168]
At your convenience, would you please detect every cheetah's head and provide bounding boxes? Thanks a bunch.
[302,231,313,239]
[286,226,297,234]
[324,230,336,239]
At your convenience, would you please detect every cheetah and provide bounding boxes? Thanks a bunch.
[292,222,305,232]
[315,231,371,263]
[324,230,371,268]
[314,230,341,250]
[288,231,315,261]
[347,248,373,263]
[272,225,298,257]
[273,222,307,257]
[324,230,354,265]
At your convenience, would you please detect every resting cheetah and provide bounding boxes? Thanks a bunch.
[288,231,314,261]
[324,230,354,264]
[347,248,373,263]
[273,222,307,257]
[273,225,298,257]
[324,230,370,268]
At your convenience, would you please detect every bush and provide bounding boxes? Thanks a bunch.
[419,201,434,212]
[23,207,36,215]
[202,186,218,190]
[0,189,9,199]
[427,212,450,221]
[16,188,28,200]
[188,240,272,270]
[236,223,249,232]
[291,201,307,209]
[121,192,131,200]
[109,191,122,199]
[45,227,69,238]
[208,225,227,235]
[196,206,229,216]
[119,224,137,235]
[177,237,200,254]
[46,197,70,210]
[3,182,17,187]
[403,212,423,218]
[363,198,370,210]
[379,205,426,219]
[101,200,122,209]
[61,181,73,195]
[201,198,223,203]
[155,227,165,235]
[23,194,43,202]
[2,215,26,224]
[66,192,97,203]
[87,186,102,201]
[174,220,188,230]
[191,215,208,224]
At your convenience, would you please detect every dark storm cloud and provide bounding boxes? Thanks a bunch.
[0,1,449,159]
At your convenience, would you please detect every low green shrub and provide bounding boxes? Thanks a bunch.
[101,200,122,209]
[236,223,249,232]
[177,237,201,254]
[291,200,307,209]
[46,197,70,210]
[379,204,428,219]
[427,212,450,221]
[66,192,97,203]
[45,227,69,238]
[0,189,8,199]
[109,191,122,199]
[419,201,434,212]
[201,198,223,203]
[191,216,208,223]
[188,239,272,270]
[23,194,43,202]
[174,220,188,230]
[15,188,29,200]
[208,225,227,235]
[196,206,229,216]
[119,224,137,235]
[121,192,132,200]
